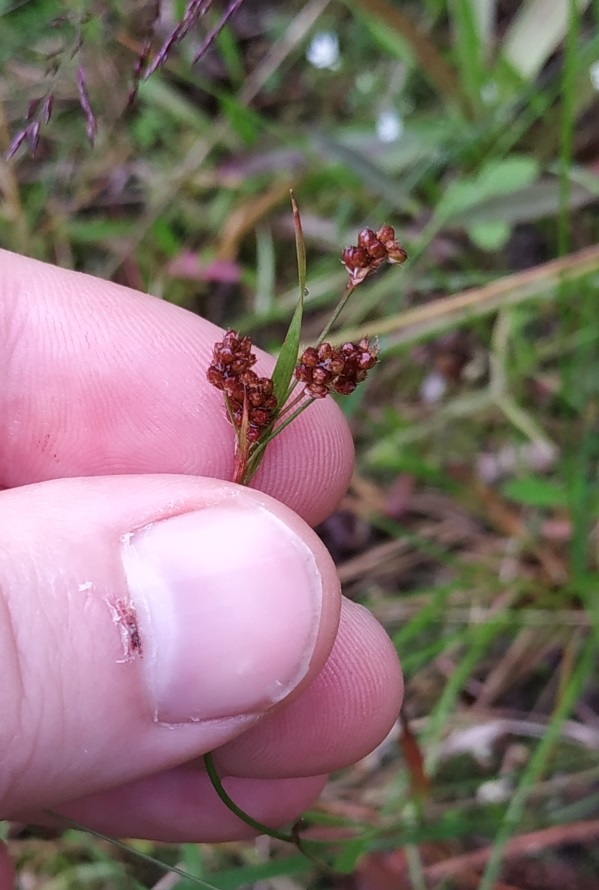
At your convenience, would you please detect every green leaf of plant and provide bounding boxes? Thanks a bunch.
[291,190,307,302]
[271,192,306,407]
[332,835,369,874]
[217,93,261,146]
[468,220,511,251]
[270,283,303,408]
[242,195,306,486]
[502,476,565,508]
[436,155,540,221]
[209,855,309,890]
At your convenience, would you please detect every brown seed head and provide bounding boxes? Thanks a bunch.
[340,246,372,287]
[341,225,407,286]
[294,338,379,399]
[376,225,395,243]
[207,330,277,443]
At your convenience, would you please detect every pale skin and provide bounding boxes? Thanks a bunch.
[0,249,403,886]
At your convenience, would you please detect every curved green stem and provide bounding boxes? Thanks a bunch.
[203,753,337,875]
[203,752,293,843]
[241,397,315,484]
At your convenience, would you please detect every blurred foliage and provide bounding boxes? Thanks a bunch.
[2,0,599,888]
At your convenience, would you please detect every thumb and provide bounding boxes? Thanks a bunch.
[0,475,339,817]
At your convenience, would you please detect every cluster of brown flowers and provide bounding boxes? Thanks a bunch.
[341,225,408,286]
[207,330,277,443]
[206,221,405,477]
[294,338,379,399]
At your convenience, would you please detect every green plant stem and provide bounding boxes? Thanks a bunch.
[277,387,308,420]
[478,632,596,890]
[44,812,219,889]
[203,754,337,874]
[241,396,315,484]
[317,283,355,345]
[203,752,293,842]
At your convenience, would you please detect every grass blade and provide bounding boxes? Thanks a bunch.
[270,192,306,406]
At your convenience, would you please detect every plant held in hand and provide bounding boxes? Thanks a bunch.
[204,197,407,851]
[207,197,407,487]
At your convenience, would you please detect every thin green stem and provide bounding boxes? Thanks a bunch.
[242,397,315,484]
[277,388,308,420]
[203,752,293,842]
[478,632,596,890]
[270,397,315,439]
[44,812,220,889]
[202,754,338,874]
[557,0,577,258]
[317,283,355,345]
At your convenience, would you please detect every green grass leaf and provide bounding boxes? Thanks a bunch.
[270,193,306,408]
[436,155,540,221]
[468,220,511,251]
[502,476,566,508]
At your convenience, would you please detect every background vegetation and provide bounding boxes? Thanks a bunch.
[2,0,599,887]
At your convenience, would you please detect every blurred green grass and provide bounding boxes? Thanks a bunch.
[2,0,599,887]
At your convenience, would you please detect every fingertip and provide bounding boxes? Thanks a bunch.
[215,597,403,778]
[0,250,354,524]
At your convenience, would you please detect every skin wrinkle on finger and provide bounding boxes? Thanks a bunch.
[0,256,232,481]
[0,249,353,526]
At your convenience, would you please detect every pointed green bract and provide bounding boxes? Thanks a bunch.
[271,192,306,408]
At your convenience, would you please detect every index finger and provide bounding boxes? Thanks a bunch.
[0,250,353,525]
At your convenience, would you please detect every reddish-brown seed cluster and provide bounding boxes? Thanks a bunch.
[341,225,408,286]
[294,338,379,399]
[207,330,277,442]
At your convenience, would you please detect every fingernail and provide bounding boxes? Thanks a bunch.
[121,503,323,724]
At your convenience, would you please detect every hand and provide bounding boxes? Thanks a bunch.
[0,249,403,884]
